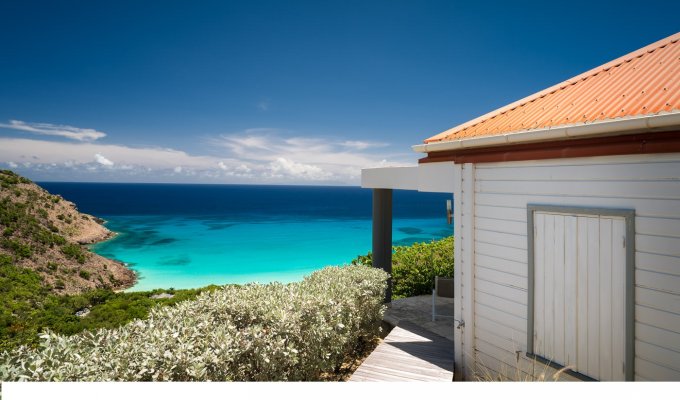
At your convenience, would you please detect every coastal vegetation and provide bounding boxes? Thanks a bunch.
[0,170,135,294]
[0,170,422,380]
[0,252,213,351]
[0,170,209,352]
[1,266,387,381]
[352,235,454,298]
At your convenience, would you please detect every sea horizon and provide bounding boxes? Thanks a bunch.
[39,182,453,291]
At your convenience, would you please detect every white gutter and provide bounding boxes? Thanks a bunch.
[412,111,680,154]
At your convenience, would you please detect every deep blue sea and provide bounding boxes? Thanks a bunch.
[39,183,453,291]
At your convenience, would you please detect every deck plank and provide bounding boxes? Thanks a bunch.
[349,322,454,382]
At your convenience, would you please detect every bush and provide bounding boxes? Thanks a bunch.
[352,236,454,299]
[0,238,32,259]
[0,256,47,350]
[78,270,90,280]
[0,170,30,185]
[0,273,211,352]
[0,191,67,256]
[0,265,387,381]
[61,243,86,264]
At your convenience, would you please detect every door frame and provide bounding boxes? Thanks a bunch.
[526,204,636,381]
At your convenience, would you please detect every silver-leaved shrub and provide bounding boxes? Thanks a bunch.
[0,266,387,381]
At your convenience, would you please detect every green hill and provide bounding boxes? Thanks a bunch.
[0,170,135,294]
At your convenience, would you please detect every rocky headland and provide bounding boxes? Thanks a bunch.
[0,170,135,294]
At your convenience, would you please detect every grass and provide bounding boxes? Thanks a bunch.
[473,348,573,381]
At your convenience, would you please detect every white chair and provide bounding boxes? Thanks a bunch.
[432,276,454,321]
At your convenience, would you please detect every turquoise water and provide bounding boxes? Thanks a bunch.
[39,183,453,292]
[92,215,451,291]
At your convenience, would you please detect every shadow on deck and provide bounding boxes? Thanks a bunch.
[350,296,455,382]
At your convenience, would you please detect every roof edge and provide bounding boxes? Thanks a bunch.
[425,31,680,144]
[413,111,680,153]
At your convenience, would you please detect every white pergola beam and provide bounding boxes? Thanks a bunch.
[361,162,455,193]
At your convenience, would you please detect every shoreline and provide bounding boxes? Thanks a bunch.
[80,215,138,292]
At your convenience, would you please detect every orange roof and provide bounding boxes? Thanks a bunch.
[425,32,680,144]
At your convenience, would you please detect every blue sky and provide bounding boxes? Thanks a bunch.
[1,1,678,184]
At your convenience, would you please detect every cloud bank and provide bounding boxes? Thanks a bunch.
[0,125,414,184]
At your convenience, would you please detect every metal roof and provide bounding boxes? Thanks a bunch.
[425,32,680,144]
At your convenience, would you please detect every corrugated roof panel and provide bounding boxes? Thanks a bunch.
[425,32,680,144]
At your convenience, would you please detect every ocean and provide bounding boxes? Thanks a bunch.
[39,183,453,291]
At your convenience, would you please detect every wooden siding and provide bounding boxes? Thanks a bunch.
[469,153,680,381]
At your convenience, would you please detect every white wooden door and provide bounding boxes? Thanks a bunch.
[533,212,626,381]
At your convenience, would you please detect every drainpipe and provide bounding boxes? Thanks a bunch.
[372,188,392,303]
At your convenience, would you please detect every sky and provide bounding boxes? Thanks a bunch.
[1,0,678,185]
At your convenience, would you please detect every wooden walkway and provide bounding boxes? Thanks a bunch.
[350,321,454,381]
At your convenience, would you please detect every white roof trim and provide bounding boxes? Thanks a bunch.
[412,111,680,154]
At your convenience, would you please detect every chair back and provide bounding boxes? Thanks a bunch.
[435,276,454,298]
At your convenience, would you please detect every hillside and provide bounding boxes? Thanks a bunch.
[0,170,135,294]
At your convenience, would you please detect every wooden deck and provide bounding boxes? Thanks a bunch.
[350,321,454,381]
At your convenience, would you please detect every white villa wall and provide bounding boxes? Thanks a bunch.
[457,153,680,381]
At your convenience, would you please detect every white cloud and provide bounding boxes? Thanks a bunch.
[340,140,388,150]
[0,129,414,184]
[0,120,107,141]
[210,131,413,183]
[94,153,114,166]
[236,164,251,173]
[7,161,18,168]
[268,157,331,180]
[0,138,237,170]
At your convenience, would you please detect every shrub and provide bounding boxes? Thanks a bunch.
[61,243,86,264]
[0,265,387,381]
[0,239,32,259]
[0,256,47,350]
[79,270,91,280]
[0,276,211,352]
[352,236,454,299]
[0,170,30,185]
[391,236,454,298]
